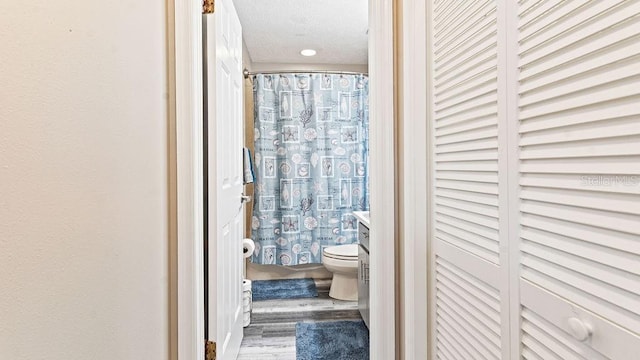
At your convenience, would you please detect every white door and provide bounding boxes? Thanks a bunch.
[429,0,510,358]
[427,0,640,359]
[515,0,640,358]
[204,0,244,358]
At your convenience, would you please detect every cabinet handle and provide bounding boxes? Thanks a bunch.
[364,264,369,284]
[567,317,593,342]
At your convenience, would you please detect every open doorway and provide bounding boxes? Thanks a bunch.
[236,1,370,358]
[173,0,396,358]
[239,0,369,279]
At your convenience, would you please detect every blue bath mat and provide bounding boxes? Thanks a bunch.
[251,278,318,301]
[296,320,369,360]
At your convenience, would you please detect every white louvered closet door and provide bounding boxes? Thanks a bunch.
[429,0,640,359]
[431,0,509,359]
[516,0,640,359]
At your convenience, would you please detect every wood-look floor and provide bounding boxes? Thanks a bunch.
[238,280,362,360]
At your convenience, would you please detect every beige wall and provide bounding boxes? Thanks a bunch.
[243,40,254,239]
[0,1,170,359]
[243,66,255,239]
[395,1,405,357]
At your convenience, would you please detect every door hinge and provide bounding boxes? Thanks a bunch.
[203,0,215,14]
[205,340,216,360]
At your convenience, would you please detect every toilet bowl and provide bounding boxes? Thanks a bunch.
[322,244,359,301]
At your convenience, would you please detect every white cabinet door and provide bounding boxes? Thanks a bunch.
[430,1,510,358]
[516,0,640,358]
[204,0,245,358]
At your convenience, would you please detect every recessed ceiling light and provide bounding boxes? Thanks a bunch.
[300,49,317,57]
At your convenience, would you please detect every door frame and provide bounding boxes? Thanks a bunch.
[398,0,429,359]
[172,0,206,359]
[171,0,397,358]
[368,0,396,359]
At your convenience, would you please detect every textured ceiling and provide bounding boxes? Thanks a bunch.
[233,0,368,65]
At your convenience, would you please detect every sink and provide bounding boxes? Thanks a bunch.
[352,211,370,228]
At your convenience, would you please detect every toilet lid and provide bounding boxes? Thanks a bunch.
[323,244,359,260]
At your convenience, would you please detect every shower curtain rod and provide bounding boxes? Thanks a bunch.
[243,69,368,79]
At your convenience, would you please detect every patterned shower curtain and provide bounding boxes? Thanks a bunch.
[250,73,369,265]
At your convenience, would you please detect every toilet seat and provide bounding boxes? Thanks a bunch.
[323,244,359,261]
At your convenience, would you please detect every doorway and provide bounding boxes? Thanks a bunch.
[172,0,396,358]
[237,3,370,357]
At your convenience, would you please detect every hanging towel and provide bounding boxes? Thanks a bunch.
[243,147,255,184]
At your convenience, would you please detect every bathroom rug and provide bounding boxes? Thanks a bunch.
[252,278,318,301]
[295,320,369,360]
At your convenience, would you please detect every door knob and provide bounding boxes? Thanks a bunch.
[567,317,593,342]
[241,194,252,203]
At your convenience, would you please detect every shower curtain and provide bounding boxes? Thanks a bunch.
[250,73,369,265]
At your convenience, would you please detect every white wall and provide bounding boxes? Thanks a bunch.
[250,62,368,73]
[243,39,254,71]
[0,1,170,359]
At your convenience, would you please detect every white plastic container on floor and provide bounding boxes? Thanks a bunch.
[243,279,252,327]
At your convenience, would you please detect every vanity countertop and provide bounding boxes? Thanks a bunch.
[353,211,370,228]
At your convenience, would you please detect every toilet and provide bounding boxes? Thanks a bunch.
[322,244,359,301]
